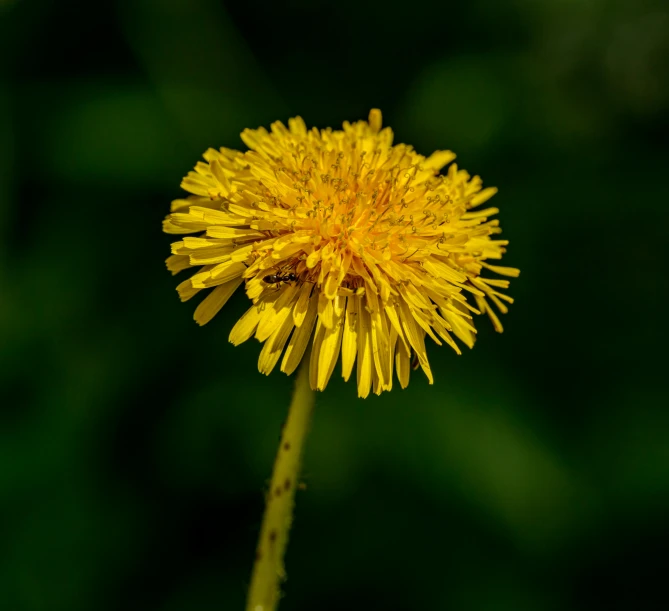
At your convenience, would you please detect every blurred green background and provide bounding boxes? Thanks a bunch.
[1,0,668,609]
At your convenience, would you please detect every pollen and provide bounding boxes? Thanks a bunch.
[164,110,519,397]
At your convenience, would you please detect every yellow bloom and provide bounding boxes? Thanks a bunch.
[164,109,519,397]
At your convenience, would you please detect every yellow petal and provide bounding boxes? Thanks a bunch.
[481,262,521,277]
[364,283,380,313]
[475,295,504,333]
[316,298,345,390]
[189,248,233,265]
[206,226,265,240]
[166,254,190,275]
[395,342,410,389]
[351,257,377,292]
[163,216,207,235]
[306,249,321,268]
[229,304,263,345]
[318,290,334,329]
[272,240,306,260]
[333,292,346,318]
[460,207,499,220]
[384,302,411,357]
[398,283,432,311]
[421,257,466,284]
[209,159,232,194]
[181,177,212,197]
[337,248,353,285]
[170,197,197,212]
[309,320,325,391]
[177,278,200,302]
[193,277,243,326]
[440,307,476,349]
[422,150,456,171]
[410,307,443,347]
[370,308,391,388]
[430,313,462,355]
[281,290,318,375]
[477,277,510,290]
[184,206,243,226]
[372,366,382,396]
[171,241,186,255]
[341,296,358,382]
[183,236,229,249]
[288,116,307,136]
[368,109,382,133]
[230,244,255,262]
[318,258,332,285]
[292,282,314,327]
[356,296,373,398]
[256,284,299,342]
[194,260,245,286]
[469,187,498,208]
[258,313,295,375]
[385,325,397,393]
[488,292,509,314]
[397,299,433,384]
[324,270,339,300]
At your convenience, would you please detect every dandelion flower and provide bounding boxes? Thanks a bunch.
[164,109,519,397]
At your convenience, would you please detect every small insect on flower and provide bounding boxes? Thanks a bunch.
[163,109,519,397]
[263,271,297,289]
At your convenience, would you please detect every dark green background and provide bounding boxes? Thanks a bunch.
[2,0,668,609]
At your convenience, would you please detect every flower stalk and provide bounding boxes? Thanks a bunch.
[246,354,315,611]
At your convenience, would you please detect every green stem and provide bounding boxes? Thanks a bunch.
[245,355,315,611]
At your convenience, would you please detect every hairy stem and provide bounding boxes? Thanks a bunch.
[245,355,315,611]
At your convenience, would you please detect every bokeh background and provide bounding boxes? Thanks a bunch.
[2,0,668,609]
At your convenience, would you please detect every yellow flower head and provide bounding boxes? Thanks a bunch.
[164,110,519,397]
